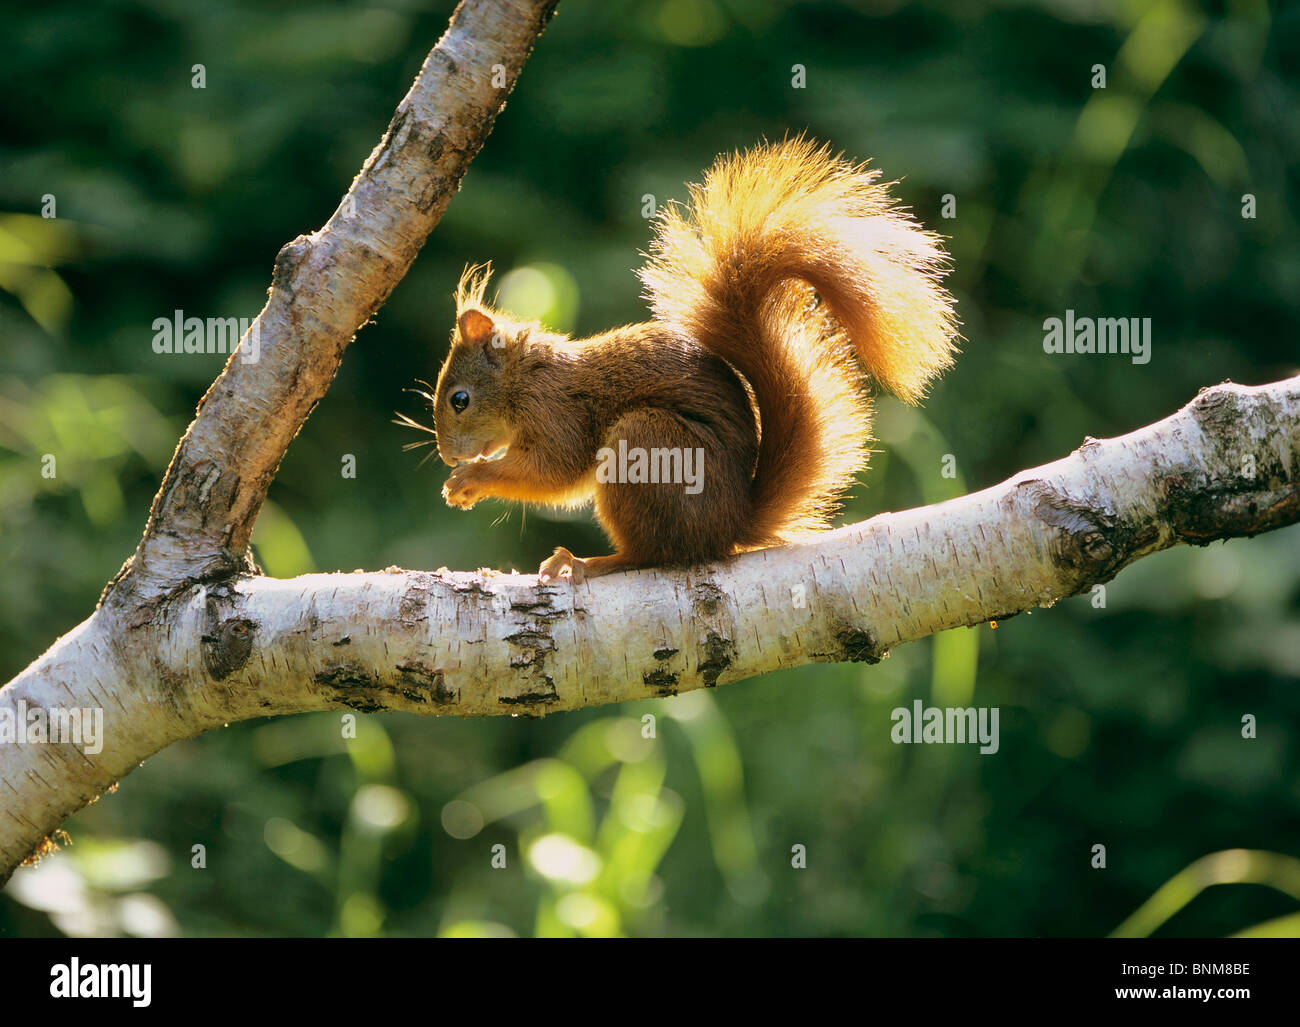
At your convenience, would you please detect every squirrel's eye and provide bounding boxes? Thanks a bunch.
[450,390,470,413]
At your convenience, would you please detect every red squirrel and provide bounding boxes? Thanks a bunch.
[426,138,959,583]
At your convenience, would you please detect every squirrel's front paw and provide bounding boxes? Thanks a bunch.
[443,464,491,509]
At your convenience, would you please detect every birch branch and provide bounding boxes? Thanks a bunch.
[3,376,1297,880]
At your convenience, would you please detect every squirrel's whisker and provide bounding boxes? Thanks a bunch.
[392,412,438,436]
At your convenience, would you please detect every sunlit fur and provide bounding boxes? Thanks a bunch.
[455,262,492,318]
[637,136,960,544]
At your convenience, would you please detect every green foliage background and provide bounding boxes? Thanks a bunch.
[1,0,1298,937]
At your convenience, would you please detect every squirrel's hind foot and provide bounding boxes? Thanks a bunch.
[538,548,636,585]
[538,547,585,585]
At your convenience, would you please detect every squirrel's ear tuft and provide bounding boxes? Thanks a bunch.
[458,308,496,347]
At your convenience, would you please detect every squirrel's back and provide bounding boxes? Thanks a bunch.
[638,137,960,546]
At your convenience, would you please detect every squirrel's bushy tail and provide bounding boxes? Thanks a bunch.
[638,137,960,545]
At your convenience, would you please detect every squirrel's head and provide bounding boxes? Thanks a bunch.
[432,266,522,467]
